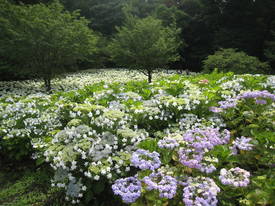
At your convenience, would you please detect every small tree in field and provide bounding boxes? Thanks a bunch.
[109,16,181,83]
[0,0,98,91]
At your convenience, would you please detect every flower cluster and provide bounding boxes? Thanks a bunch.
[131,149,161,170]
[219,167,250,187]
[143,172,177,199]
[183,128,230,150]
[178,128,230,173]
[231,136,254,155]
[0,69,174,97]
[213,90,275,111]
[237,90,275,101]
[182,177,220,206]
[112,176,142,203]
[1,71,271,205]
[157,138,179,149]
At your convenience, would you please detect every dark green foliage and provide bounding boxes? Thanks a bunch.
[61,0,127,36]
[264,20,275,73]
[109,16,181,82]
[0,164,65,206]
[203,48,270,74]
[0,0,98,90]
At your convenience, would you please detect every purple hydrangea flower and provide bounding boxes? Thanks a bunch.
[209,106,223,113]
[179,128,229,174]
[183,177,220,206]
[131,149,161,170]
[238,90,275,101]
[178,148,204,169]
[218,99,238,109]
[255,99,267,104]
[178,148,217,174]
[183,128,230,151]
[219,167,250,187]
[214,90,274,111]
[230,136,254,155]
[112,176,141,203]
[158,138,179,149]
[143,172,177,199]
[199,162,217,174]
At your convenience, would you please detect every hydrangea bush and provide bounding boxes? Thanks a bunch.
[0,71,274,205]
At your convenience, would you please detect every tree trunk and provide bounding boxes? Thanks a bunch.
[147,70,152,83]
[44,77,51,92]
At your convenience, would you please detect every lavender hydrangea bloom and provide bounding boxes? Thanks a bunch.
[131,149,161,170]
[158,138,179,149]
[231,136,254,155]
[236,136,253,150]
[182,177,220,206]
[218,99,238,109]
[183,128,230,151]
[200,162,217,174]
[255,99,267,104]
[219,167,250,187]
[178,148,204,169]
[209,106,223,113]
[238,90,275,101]
[178,148,217,174]
[112,176,141,203]
[179,128,229,173]
[212,90,275,112]
[143,172,177,199]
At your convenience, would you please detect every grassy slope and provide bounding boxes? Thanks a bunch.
[0,161,66,206]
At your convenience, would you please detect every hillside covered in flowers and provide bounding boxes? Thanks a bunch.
[0,71,274,206]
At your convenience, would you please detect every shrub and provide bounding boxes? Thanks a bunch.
[203,48,270,74]
[109,16,181,83]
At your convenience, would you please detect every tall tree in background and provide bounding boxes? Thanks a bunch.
[61,0,126,35]
[214,0,274,57]
[264,21,275,73]
[3,0,275,73]
[0,0,98,90]
[109,16,181,83]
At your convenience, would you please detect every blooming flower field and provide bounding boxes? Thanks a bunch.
[0,69,175,98]
[0,71,274,206]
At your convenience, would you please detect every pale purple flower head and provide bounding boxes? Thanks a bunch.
[158,138,179,149]
[231,136,254,155]
[131,149,161,170]
[183,128,230,151]
[143,172,177,199]
[238,90,275,101]
[178,148,204,169]
[178,148,217,174]
[218,99,238,109]
[235,136,254,151]
[183,177,220,206]
[112,176,141,203]
[255,99,267,104]
[209,106,223,113]
[219,167,250,187]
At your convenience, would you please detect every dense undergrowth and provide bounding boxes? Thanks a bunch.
[0,71,274,206]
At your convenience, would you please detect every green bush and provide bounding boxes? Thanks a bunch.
[109,16,181,83]
[203,48,270,74]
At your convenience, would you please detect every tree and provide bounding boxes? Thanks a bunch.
[109,16,181,83]
[61,0,127,36]
[203,48,270,74]
[264,21,275,73]
[0,0,98,90]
